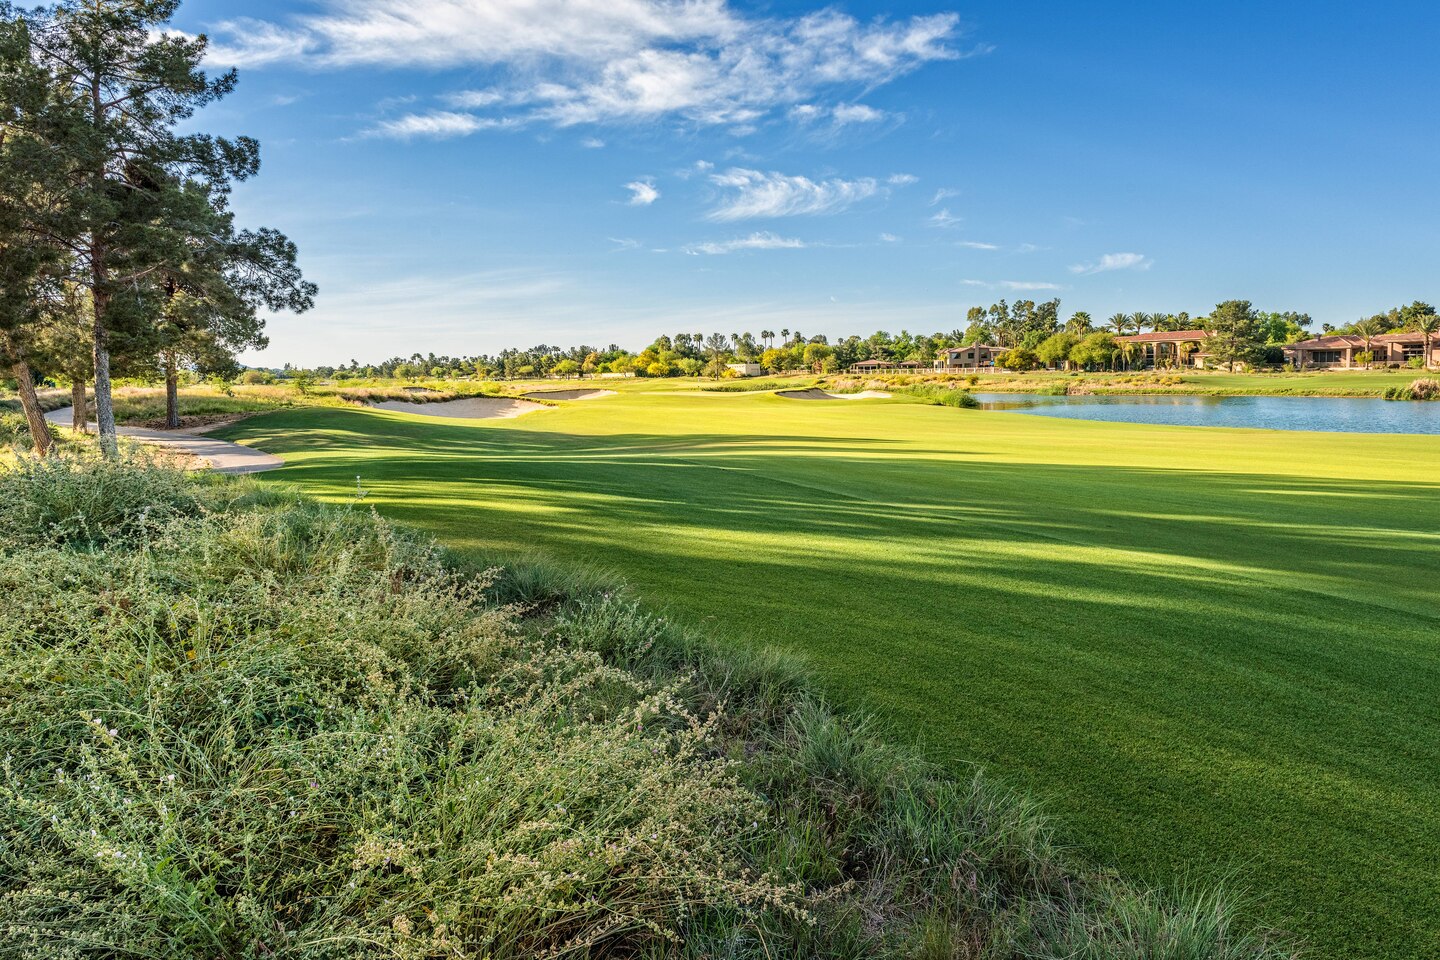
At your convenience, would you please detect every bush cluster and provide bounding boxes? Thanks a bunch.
[0,457,1299,959]
[1383,377,1440,401]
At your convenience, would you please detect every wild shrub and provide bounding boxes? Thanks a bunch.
[0,464,800,958]
[1383,378,1440,401]
[0,450,203,548]
[892,383,982,408]
[0,412,31,448]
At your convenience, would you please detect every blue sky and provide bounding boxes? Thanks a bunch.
[174,1,1440,365]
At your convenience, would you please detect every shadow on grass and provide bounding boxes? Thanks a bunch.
[220,405,1440,959]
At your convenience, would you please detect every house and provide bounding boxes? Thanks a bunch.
[935,344,1002,370]
[726,362,764,377]
[1283,332,1439,369]
[1114,330,1210,368]
[850,358,895,372]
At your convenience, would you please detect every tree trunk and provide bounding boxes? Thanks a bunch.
[10,358,53,456]
[71,380,87,432]
[164,352,180,429]
[92,302,118,459]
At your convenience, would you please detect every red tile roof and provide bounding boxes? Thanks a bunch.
[1290,331,1422,349]
[1115,330,1208,343]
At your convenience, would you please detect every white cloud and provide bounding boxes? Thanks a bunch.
[368,111,509,139]
[706,167,880,220]
[958,240,999,250]
[1001,280,1062,291]
[444,89,506,109]
[931,187,959,205]
[961,279,1064,291]
[928,208,962,228]
[832,103,886,124]
[609,237,642,250]
[207,3,971,133]
[1069,252,1152,275]
[879,232,901,243]
[887,173,918,186]
[684,231,807,255]
[581,137,607,148]
[625,179,660,205]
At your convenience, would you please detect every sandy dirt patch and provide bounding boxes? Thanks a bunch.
[369,397,547,419]
[776,388,893,401]
[520,389,618,401]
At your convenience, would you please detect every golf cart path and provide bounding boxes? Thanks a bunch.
[45,407,283,475]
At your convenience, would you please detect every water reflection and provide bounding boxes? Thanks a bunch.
[971,392,1440,435]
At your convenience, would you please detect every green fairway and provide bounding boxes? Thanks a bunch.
[219,390,1440,960]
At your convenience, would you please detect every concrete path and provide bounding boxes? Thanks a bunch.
[45,408,283,475]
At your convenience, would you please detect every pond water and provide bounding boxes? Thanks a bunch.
[971,392,1440,435]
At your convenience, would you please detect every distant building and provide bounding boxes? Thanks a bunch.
[726,362,764,377]
[1284,332,1439,368]
[1114,330,1210,368]
[935,345,1002,370]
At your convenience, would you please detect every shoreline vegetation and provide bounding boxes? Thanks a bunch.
[0,453,1300,958]
[3,367,1438,439]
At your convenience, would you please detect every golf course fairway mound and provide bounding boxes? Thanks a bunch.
[368,397,546,419]
[777,388,892,400]
[520,388,618,401]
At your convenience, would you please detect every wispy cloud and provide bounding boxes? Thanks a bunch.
[832,103,887,125]
[1001,280,1062,291]
[887,173,919,186]
[928,208,962,228]
[684,231,807,255]
[368,111,512,139]
[625,178,660,206]
[581,137,607,149]
[931,187,959,205]
[961,279,1063,291]
[879,232,901,243]
[958,240,998,250]
[209,3,975,134]
[608,237,642,251]
[1069,252,1152,275]
[706,167,881,221]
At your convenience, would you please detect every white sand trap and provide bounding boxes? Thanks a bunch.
[369,397,546,419]
[520,389,618,401]
[776,388,892,401]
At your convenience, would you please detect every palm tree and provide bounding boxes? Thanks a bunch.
[781,328,790,345]
[1108,313,1130,335]
[1352,318,1384,368]
[1129,312,1152,333]
[1411,314,1439,370]
[1177,341,1197,368]
[1119,339,1137,371]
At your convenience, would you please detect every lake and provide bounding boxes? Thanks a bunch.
[972,392,1440,435]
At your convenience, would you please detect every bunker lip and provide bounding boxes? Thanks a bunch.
[368,397,547,419]
[519,389,618,401]
[776,388,893,400]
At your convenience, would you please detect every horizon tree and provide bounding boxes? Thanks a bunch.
[1410,313,1439,370]
[1203,300,1265,372]
[704,332,729,379]
[1351,317,1384,368]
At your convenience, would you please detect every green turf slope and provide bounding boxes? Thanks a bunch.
[219,391,1440,960]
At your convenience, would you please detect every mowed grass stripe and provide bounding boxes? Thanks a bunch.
[220,390,1440,959]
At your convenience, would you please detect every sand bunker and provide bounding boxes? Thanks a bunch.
[520,389,618,401]
[369,397,546,419]
[776,389,892,401]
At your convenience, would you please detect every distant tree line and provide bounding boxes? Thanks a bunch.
[281,299,1435,381]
